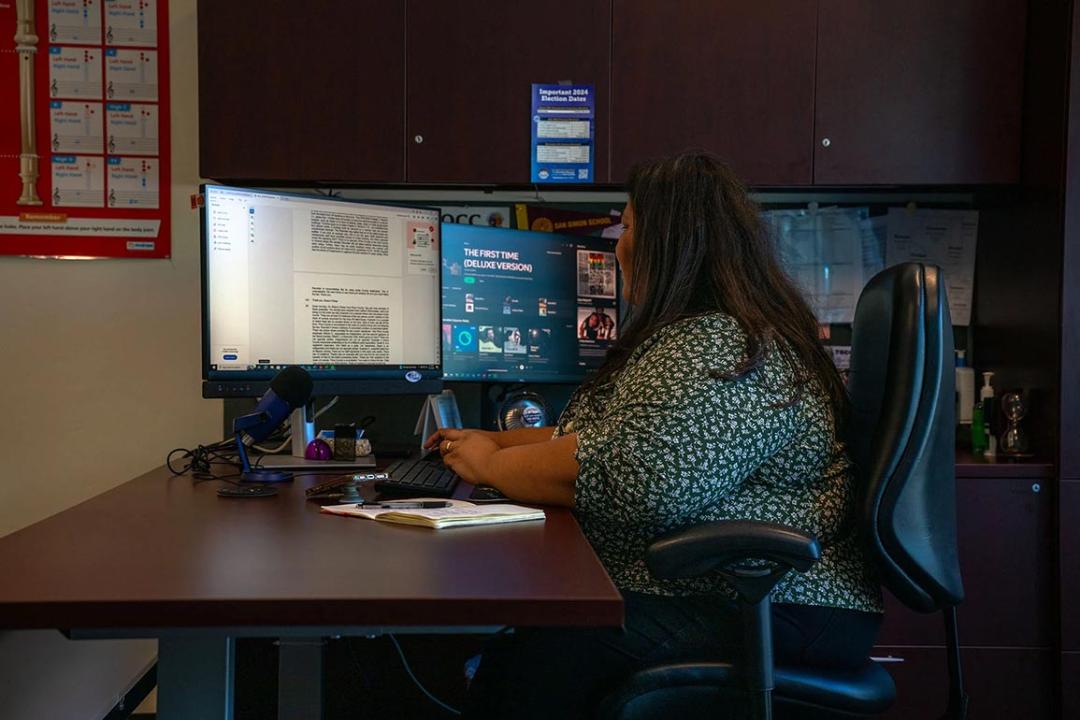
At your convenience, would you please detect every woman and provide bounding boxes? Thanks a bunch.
[428,152,883,718]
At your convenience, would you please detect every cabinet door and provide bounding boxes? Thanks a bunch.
[1064,652,1080,720]
[872,647,1055,719]
[877,477,1054,648]
[611,1,817,186]
[1061,481,1080,650]
[815,0,1026,184]
[198,1,405,182]
[406,0,611,184]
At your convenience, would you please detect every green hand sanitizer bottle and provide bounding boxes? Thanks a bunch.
[971,402,987,454]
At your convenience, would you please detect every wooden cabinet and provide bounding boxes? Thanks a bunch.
[197,0,1028,186]
[877,476,1055,648]
[612,0,1026,186]
[405,0,611,184]
[610,0,817,186]
[1061,481,1080,650]
[874,647,1055,719]
[1063,652,1080,719]
[814,0,1027,185]
[874,472,1056,718]
[198,1,406,182]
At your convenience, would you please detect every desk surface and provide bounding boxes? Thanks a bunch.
[0,466,623,630]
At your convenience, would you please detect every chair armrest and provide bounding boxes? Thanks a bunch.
[646,520,821,581]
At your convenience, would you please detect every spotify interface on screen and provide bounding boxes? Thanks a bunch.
[440,223,618,383]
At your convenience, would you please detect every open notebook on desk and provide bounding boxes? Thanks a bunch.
[320,498,545,529]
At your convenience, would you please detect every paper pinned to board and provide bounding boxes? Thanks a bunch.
[763,207,873,324]
[864,215,887,281]
[884,208,978,325]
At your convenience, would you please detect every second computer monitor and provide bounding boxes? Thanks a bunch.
[441,224,619,383]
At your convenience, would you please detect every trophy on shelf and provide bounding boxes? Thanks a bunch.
[999,390,1031,457]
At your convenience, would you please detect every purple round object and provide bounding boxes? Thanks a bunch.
[305,439,333,461]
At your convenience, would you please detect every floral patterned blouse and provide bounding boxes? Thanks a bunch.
[555,313,883,613]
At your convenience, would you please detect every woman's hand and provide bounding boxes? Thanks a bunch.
[424,427,558,454]
[423,427,492,452]
[434,428,500,486]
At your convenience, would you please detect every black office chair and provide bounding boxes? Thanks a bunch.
[598,263,968,720]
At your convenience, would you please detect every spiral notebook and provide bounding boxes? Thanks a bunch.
[320,498,545,529]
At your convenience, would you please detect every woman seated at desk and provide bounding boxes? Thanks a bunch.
[426,152,884,719]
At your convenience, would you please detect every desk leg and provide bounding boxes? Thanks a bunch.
[278,636,324,720]
[157,636,235,720]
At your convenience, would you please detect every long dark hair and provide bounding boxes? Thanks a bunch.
[591,152,848,422]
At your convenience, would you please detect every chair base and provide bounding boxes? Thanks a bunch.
[597,661,896,720]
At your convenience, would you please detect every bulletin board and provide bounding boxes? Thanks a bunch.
[0,0,170,258]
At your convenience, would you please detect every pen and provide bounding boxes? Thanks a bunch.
[362,501,452,509]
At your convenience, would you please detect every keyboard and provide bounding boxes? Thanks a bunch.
[375,458,460,498]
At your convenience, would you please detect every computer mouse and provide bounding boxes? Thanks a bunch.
[217,486,279,498]
[469,484,508,503]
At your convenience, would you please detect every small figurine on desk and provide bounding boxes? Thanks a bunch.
[999,390,1031,458]
[305,439,333,461]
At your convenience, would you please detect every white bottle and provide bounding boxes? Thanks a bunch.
[981,371,996,458]
[956,350,974,425]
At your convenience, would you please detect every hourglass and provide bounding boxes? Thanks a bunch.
[999,391,1030,456]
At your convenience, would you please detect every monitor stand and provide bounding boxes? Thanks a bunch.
[290,401,316,458]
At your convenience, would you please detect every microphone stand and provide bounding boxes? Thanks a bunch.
[233,413,293,483]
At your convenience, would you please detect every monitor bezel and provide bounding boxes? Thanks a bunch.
[439,223,621,386]
[199,183,444,398]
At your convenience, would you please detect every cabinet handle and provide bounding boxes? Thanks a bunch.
[870,655,905,664]
[1032,483,1041,493]
[414,135,424,144]
[821,137,831,148]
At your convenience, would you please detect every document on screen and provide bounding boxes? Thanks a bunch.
[293,274,404,365]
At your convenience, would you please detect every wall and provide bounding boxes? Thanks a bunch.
[0,0,218,539]
[0,2,215,717]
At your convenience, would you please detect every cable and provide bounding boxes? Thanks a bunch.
[166,440,231,474]
[315,395,340,420]
[250,397,339,453]
[388,634,462,716]
[166,440,241,483]
[252,436,292,455]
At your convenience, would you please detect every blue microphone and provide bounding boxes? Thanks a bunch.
[233,366,314,482]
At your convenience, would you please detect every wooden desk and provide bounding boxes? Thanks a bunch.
[0,466,623,719]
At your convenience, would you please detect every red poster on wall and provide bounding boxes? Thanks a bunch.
[0,0,170,258]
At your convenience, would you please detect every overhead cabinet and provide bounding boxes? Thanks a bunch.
[198,1,1026,186]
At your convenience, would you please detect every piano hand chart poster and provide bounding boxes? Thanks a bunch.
[0,0,170,258]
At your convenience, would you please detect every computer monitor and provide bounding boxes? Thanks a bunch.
[440,224,619,383]
[201,185,443,397]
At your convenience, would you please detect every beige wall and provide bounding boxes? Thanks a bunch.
[1,3,209,714]
[0,0,219,539]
